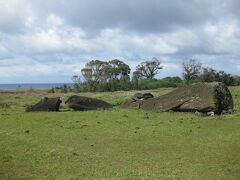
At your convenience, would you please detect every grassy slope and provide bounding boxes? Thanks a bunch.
[0,87,239,179]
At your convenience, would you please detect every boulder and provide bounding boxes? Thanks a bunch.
[65,95,113,111]
[26,97,62,112]
[121,82,234,114]
[132,93,154,101]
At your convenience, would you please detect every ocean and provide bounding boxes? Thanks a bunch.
[0,83,73,90]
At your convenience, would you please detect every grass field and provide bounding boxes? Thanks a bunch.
[0,87,240,179]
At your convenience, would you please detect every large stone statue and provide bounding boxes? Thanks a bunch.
[26,97,62,112]
[121,82,234,114]
[65,95,113,111]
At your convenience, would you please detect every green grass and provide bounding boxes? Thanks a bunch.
[0,87,240,179]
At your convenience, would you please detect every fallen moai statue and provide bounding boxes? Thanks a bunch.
[65,95,113,111]
[121,82,234,115]
[26,97,62,112]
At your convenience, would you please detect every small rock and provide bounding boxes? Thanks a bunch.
[207,111,215,116]
[25,130,30,134]
[80,125,88,129]
[195,111,203,116]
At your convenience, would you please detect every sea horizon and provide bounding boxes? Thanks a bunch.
[0,83,73,90]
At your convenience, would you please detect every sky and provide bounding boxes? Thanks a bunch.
[0,0,239,83]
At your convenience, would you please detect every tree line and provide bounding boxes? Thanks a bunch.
[182,59,240,86]
[71,58,165,92]
[53,58,240,93]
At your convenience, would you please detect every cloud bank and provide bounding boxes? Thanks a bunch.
[0,0,239,83]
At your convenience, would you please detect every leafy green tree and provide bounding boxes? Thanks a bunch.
[106,59,131,91]
[200,67,235,86]
[108,59,131,80]
[215,71,234,86]
[81,60,108,82]
[234,76,240,86]
[79,59,131,92]
[138,76,183,90]
[158,76,183,88]
[201,67,217,82]
[81,68,93,82]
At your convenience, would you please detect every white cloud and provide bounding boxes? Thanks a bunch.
[202,19,240,54]
[20,29,63,53]
[0,44,7,55]
[0,0,240,83]
[0,0,33,32]
[46,13,63,27]
[0,58,84,80]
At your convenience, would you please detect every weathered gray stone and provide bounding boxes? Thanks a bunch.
[121,82,234,114]
[132,93,154,101]
[121,100,143,109]
[65,95,113,111]
[26,97,62,112]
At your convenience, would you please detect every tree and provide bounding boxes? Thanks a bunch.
[78,59,131,92]
[201,67,217,82]
[81,60,108,82]
[72,75,81,84]
[215,71,234,86]
[72,75,82,92]
[107,59,131,91]
[234,76,240,86]
[200,67,235,86]
[136,57,163,79]
[182,59,202,82]
[132,70,141,90]
[81,68,93,82]
[108,59,131,80]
